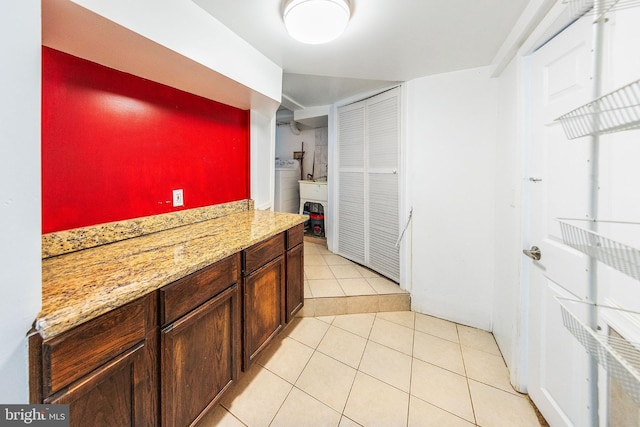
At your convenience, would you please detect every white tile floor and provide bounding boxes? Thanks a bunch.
[299,242,411,317]
[196,242,544,427]
[302,241,407,298]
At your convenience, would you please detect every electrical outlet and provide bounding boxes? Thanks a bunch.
[172,189,184,207]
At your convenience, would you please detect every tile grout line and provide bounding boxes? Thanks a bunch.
[334,312,375,419]
[456,329,527,398]
[338,320,371,421]
[409,312,416,426]
[409,312,418,426]
[221,311,516,427]
[266,317,336,426]
[266,383,295,427]
[235,242,493,425]
[406,313,417,427]
[218,405,249,426]
[457,323,479,426]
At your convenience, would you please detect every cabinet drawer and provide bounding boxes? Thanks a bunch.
[42,293,154,395]
[160,254,240,325]
[243,233,285,275]
[287,223,304,250]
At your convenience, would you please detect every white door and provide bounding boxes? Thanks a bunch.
[337,101,366,265]
[366,89,400,281]
[526,15,596,427]
[336,88,401,281]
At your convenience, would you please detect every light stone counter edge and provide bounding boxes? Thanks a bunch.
[37,210,307,340]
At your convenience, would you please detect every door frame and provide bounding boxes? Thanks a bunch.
[493,0,593,394]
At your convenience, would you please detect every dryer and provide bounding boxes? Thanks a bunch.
[274,159,300,213]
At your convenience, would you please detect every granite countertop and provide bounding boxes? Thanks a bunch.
[37,210,306,339]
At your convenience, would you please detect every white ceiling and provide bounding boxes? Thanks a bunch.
[193,0,530,109]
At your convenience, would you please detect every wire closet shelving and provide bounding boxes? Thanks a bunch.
[558,298,640,406]
[563,0,640,22]
[555,79,640,140]
[554,0,640,412]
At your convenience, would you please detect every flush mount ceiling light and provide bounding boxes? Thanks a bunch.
[283,0,351,44]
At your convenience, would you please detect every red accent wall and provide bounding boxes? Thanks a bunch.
[42,47,250,233]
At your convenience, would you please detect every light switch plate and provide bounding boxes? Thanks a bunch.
[172,189,184,207]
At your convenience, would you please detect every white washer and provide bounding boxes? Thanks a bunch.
[274,159,300,213]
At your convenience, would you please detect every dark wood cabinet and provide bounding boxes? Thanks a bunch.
[161,285,240,427]
[286,224,305,322]
[160,254,241,427]
[242,233,286,369]
[31,293,158,427]
[32,223,304,426]
[243,232,285,273]
[44,340,154,427]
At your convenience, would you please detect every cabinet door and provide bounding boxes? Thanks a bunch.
[243,256,285,369]
[44,340,155,427]
[161,285,240,427]
[286,243,304,322]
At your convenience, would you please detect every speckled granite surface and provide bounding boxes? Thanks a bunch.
[37,209,306,339]
[42,199,254,258]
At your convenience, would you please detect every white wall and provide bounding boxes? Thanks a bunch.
[0,0,42,402]
[492,58,527,389]
[62,0,282,105]
[251,110,278,210]
[275,125,329,179]
[406,66,498,330]
[276,127,313,168]
[312,128,329,180]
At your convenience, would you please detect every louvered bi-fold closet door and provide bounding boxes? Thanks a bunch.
[367,89,400,281]
[337,88,400,281]
[337,101,366,265]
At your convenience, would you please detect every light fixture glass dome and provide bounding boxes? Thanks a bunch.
[283,0,351,44]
